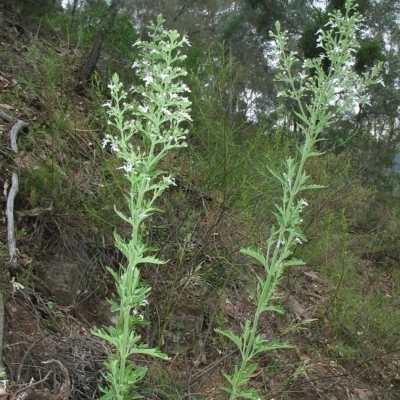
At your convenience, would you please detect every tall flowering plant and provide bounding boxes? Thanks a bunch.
[93,15,191,400]
[215,1,382,399]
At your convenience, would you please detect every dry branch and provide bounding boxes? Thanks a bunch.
[0,107,15,123]
[7,120,27,262]
[2,117,28,392]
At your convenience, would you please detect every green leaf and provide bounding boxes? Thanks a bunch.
[265,339,294,350]
[108,298,121,313]
[299,184,326,191]
[92,327,120,348]
[138,255,166,265]
[114,205,134,225]
[240,247,267,267]
[215,328,243,350]
[293,109,311,126]
[283,259,306,267]
[261,304,285,314]
[267,166,285,184]
[235,388,261,399]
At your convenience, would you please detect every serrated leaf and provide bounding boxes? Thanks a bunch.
[240,247,267,266]
[267,166,285,184]
[293,110,311,126]
[243,363,259,378]
[221,370,235,386]
[261,304,285,314]
[215,328,242,350]
[283,259,306,267]
[299,184,326,191]
[235,388,261,399]
[138,255,166,265]
[307,151,325,158]
[114,205,134,225]
[267,339,294,350]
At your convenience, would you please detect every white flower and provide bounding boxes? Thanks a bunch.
[298,71,307,80]
[102,135,111,148]
[180,83,191,92]
[132,61,139,69]
[343,59,355,69]
[294,237,303,244]
[300,199,308,207]
[164,176,176,186]
[117,162,134,172]
[325,20,337,28]
[110,142,120,152]
[10,277,24,292]
[143,74,154,85]
[182,35,192,47]
[277,239,285,248]
[180,111,192,121]
[138,104,149,113]
[140,299,149,307]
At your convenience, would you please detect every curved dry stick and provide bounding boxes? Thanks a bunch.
[13,360,70,400]
[2,118,28,387]
[7,172,19,263]
[42,360,71,400]
[7,120,27,262]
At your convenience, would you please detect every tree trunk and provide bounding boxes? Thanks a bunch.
[78,0,121,87]
[71,0,79,17]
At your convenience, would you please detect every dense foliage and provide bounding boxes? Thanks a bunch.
[1,0,400,398]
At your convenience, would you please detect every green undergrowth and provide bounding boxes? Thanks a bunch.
[1,6,400,399]
[291,152,400,391]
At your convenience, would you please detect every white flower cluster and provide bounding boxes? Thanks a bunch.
[102,134,120,152]
[272,4,381,129]
[132,299,149,321]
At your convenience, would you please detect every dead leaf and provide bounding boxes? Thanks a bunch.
[249,369,263,379]
[0,103,13,110]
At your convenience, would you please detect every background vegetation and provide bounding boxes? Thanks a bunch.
[0,0,399,398]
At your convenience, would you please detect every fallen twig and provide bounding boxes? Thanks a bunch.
[0,107,15,123]
[3,116,28,392]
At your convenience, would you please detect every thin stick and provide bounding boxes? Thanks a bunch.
[0,107,15,123]
[3,117,28,387]
[7,172,18,262]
